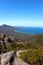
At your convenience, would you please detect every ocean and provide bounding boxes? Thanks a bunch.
[15,27,43,34]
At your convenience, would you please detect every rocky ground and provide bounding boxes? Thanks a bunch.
[0,34,16,54]
[0,34,29,65]
[0,51,29,65]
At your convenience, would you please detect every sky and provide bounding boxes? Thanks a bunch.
[0,0,43,27]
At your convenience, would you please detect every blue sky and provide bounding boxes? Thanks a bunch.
[0,0,43,26]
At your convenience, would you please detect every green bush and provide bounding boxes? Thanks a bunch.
[19,48,43,65]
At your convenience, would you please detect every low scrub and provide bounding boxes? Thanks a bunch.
[19,48,43,65]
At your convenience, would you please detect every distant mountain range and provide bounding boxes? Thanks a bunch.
[0,24,43,44]
[0,24,17,36]
[0,24,33,41]
[0,24,43,43]
[0,24,36,42]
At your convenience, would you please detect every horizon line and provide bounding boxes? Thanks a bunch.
[0,24,43,27]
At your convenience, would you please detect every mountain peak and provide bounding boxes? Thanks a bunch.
[0,24,15,36]
[1,24,9,27]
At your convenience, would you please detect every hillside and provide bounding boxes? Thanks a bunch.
[0,33,43,65]
[0,24,16,36]
[0,24,36,42]
[0,25,43,65]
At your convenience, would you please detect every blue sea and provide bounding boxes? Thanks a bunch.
[15,27,43,34]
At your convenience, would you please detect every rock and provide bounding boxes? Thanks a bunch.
[0,34,30,65]
[13,57,29,65]
[0,34,15,54]
[0,51,29,65]
[1,51,14,65]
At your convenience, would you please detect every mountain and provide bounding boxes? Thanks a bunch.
[0,24,33,41]
[0,24,16,36]
[0,24,41,42]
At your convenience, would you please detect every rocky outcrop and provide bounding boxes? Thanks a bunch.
[1,51,14,65]
[0,34,29,65]
[14,57,29,65]
[0,34,15,54]
[0,51,29,65]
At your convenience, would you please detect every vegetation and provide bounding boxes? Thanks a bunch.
[11,43,24,51]
[0,33,43,65]
[19,48,43,65]
[18,35,43,65]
